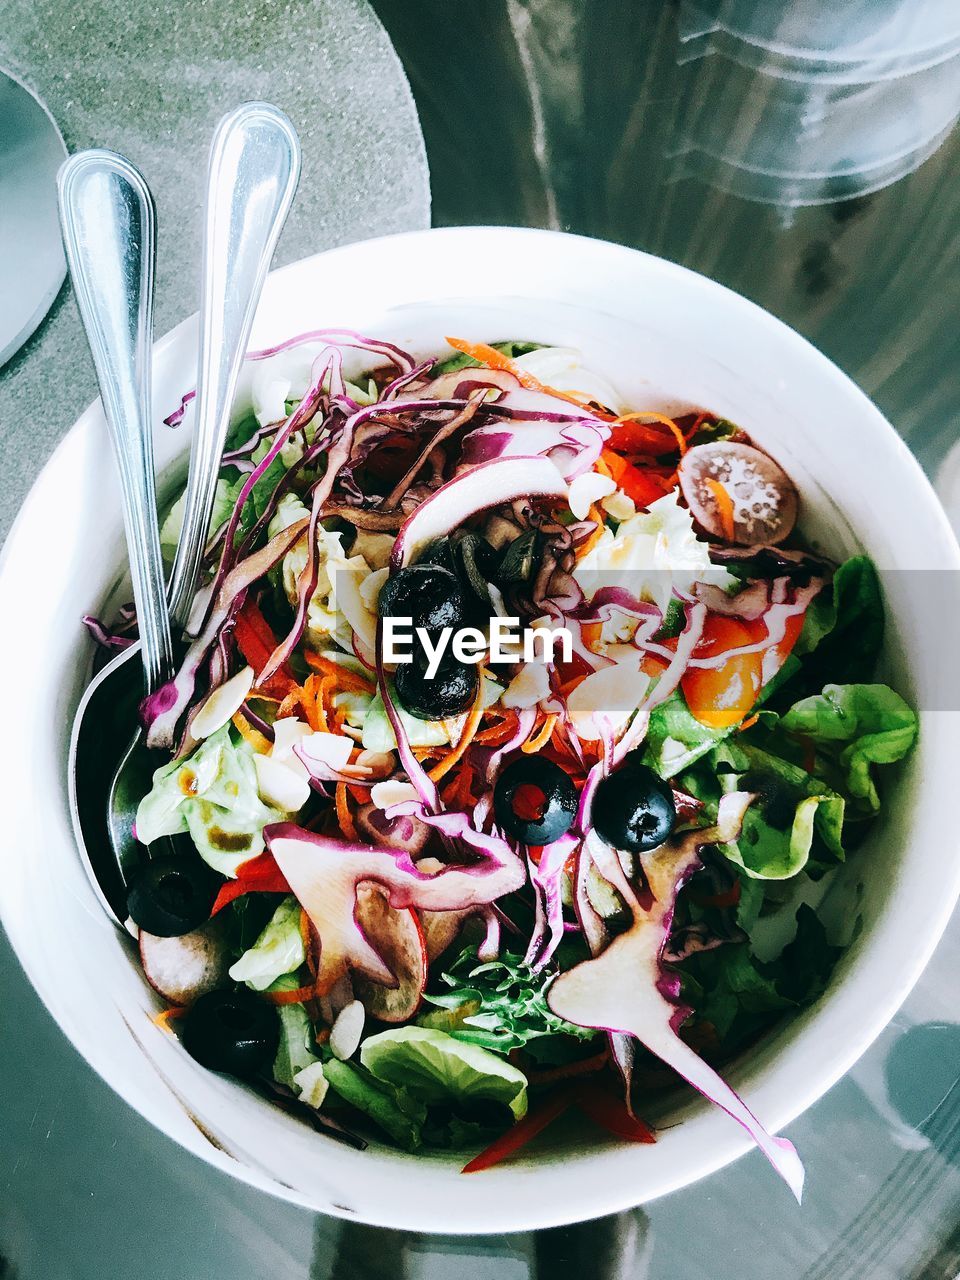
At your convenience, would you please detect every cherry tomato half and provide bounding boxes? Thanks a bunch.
[681,615,763,729]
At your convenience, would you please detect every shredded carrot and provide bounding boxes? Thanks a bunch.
[152,1006,186,1033]
[579,620,602,650]
[522,713,559,754]
[299,907,313,961]
[444,336,591,410]
[232,710,271,753]
[441,761,476,810]
[265,981,322,1006]
[428,682,486,782]
[304,649,375,693]
[301,675,324,732]
[475,708,520,746]
[739,712,759,732]
[335,782,358,840]
[316,675,346,734]
[704,477,736,542]
[576,505,608,561]
[277,686,306,722]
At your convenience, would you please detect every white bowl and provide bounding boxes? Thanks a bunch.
[2,226,958,1233]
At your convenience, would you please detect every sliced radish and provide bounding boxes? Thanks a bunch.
[678,441,798,546]
[352,884,427,1023]
[140,917,230,1005]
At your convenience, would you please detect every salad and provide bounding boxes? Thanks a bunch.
[91,331,919,1197]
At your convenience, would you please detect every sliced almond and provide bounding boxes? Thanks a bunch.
[192,666,255,739]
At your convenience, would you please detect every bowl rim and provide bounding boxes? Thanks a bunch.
[3,223,960,1233]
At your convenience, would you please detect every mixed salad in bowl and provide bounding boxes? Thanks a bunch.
[89,331,918,1197]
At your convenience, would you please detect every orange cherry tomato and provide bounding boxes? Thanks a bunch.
[743,610,805,676]
[681,615,763,729]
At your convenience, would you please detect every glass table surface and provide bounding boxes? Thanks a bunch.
[3,2,960,1276]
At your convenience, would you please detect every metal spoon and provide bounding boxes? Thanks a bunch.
[66,105,301,927]
[60,150,172,925]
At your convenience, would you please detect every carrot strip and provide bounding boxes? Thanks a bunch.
[335,782,358,840]
[152,1006,186,1032]
[304,650,375,693]
[575,506,608,561]
[444,337,589,410]
[428,682,486,782]
[522,713,559,754]
[475,716,520,747]
[704,477,736,542]
[738,712,759,732]
[277,687,306,722]
[232,710,271,754]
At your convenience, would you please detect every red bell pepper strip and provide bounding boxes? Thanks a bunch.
[600,448,674,510]
[574,1084,656,1143]
[211,852,290,914]
[461,1087,576,1173]
[233,599,297,697]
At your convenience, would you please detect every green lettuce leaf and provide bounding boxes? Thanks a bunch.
[229,896,305,991]
[644,691,729,778]
[160,475,247,560]
[135,725,279,877]
[772,556,884,707]
[322,1058,426,1151]
[681,740,845,880]
[778,683,918,814]
[681,905,842,1047]
[268,973,319,1090]
[361,1026,528,1120]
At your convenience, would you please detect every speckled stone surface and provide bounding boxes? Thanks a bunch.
[0,0,429,541]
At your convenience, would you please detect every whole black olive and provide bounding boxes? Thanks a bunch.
[378,564,469,632]
[592,758,676,853]
[181,987,280,1077]
[494,756,577,844]
[394,654,479,719]
[127,855,218,937]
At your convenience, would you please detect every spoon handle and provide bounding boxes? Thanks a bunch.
[167,102,301,631]
[58,151,173,693]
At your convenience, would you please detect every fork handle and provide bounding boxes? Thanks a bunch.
[58,151,173,693]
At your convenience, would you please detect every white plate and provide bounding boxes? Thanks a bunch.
[0,70,66,367]
[2,226,959,1233]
